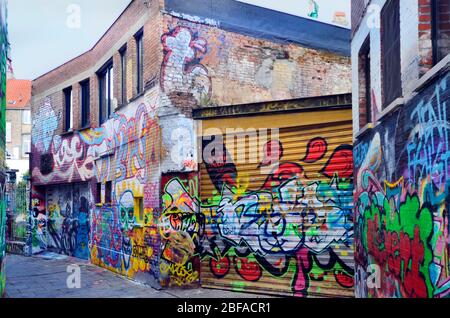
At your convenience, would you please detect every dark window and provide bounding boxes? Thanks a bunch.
[381,0,402,108]
[98,61,114,125]
[135,30,144,94]
[120,46,127,105]
[432,0,450,65]
[96,183,101,204]
[63,86,73,131]
[105,181,112,204]
[359,36,372,127]
[80,79,90,127]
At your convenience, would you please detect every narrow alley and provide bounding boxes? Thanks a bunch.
[5,253,269,298]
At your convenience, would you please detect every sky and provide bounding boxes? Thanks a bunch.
[8,0,350,80]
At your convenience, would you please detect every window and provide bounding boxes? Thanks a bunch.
[22,110,31,125]
[358,36,372,127]
[120,45,127,105]
[381,0,402,108]
[22,134,31,157]
[105,181,112,204]
[96,183,102,204]
[98,62,114,125]
[63,86,73,131]
[80,79,90,127]
[6,122,11,143]
[135,29,144,94]
[432,0,450,65]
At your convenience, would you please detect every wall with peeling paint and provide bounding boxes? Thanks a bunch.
[160,15,351,109]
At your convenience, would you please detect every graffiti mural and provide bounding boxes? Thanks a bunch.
[159,16,351,107]
[45,184,90,259]
[161,26,212,105]
[87,90,163,287]
[154,119,353,297]
[31,96,94,184]
[160,173,202,288]
[198,130,354,297]
[355,72,450,298]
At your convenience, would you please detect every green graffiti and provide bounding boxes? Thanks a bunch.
[361,194,434,297]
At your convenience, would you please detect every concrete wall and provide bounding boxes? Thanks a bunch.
[352,0,450,298]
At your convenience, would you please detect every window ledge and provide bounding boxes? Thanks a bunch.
[115,103,127,112]
[77,125,92,132]
[377,97,404,122]
[413,54,450,94]
[129,91,145,103]
[60,129,74,137]
[355,123,374,140]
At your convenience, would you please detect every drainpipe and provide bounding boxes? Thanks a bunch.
[25,151,31,256]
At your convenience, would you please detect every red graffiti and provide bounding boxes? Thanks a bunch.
[259,140,283,167]
[302,137,327,163]
[334,270,354,288]
[234,256,262,282]
[366,215,428,298]
[293,248,311,297]
[321,145,353,179]
[210,256,230,278]
[262,163,304,189]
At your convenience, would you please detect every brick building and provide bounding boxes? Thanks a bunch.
[5,79,31,180]
[30,0,353,297]
[352,0,450,297]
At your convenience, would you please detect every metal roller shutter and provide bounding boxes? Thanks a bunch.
[199,108,354,297]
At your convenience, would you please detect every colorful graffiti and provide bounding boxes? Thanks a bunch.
[161,26,212,105]
[355,73,450,298]
[158,127,354,296]
[86,90,163,287]
[45,184,90,259]
[160,173,202,288]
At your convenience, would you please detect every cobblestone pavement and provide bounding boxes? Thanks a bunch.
[4,253,271,298]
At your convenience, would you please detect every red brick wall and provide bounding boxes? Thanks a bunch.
[437,0,450,61]
[160,15,351,108]
[419,0,450,75]
[419,0,434,74]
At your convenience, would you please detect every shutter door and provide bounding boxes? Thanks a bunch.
[199,109,354,297]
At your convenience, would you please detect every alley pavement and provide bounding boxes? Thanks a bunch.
[4,253,271,298]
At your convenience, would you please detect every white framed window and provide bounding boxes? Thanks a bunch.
[22,134,31,157]
[6,122,11,143]
[22,110,31,124]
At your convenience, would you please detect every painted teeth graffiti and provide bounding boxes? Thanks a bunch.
[355,73,450,298]
[160,173,203,288]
